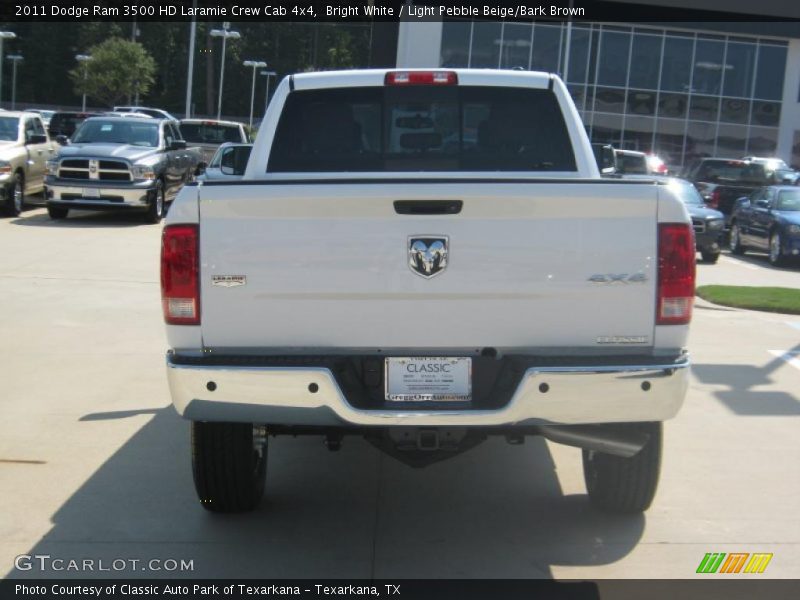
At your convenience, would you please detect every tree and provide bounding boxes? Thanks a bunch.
[69,37,156,108]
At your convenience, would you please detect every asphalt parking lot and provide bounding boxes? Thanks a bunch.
[1,206,798,581]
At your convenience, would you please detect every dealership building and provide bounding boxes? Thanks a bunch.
[391,1,800,169]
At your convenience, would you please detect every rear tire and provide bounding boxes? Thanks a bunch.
[582,422,662,514]
[700,249,720,264]
[191,422,267,513]
[47,206,69,220]
[729,223,745,255]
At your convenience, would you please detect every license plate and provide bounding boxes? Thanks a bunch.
[83,188,100,199]
[385,357,471,402]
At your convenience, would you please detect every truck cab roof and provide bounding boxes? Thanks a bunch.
[290,68,554,91]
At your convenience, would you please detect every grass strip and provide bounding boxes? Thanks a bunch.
[696,285,800,315]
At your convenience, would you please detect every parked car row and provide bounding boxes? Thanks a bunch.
[623,175,726,263]
[9,107,799,271]
[592,145,799,267]
[2,105,251,223]
[681,157,798,226]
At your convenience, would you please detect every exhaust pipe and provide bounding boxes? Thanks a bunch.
[538,424,650,458]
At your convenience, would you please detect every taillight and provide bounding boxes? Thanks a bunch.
[657,223,695,325]
[708,188,721,209]
[384,71,458,86]
[161,224,200,325]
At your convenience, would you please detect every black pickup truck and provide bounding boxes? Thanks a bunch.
[683,158,787,228]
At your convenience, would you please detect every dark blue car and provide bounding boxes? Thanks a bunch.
[729,186,800,266]
[623,175,726,263]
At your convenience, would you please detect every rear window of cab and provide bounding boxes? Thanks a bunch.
[267,86,577,173]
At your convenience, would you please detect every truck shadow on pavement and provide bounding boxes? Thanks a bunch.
[10,209,154,229]
[7,408,645,579]
[692,344,800,416]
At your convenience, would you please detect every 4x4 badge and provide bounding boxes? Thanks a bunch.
[408,236,448,279]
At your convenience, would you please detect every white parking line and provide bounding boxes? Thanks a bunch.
[724,256,760,271]
[769,350,800,371]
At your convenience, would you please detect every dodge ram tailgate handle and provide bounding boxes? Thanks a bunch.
[394,200,462,215]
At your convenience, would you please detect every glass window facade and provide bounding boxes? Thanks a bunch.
[440,21,788,169]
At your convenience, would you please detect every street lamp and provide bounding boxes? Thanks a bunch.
[184,1,198,119]
[210,23,240,120]
[260,70,277,116]
[128,22,140,104]
[0,31,17,108]
[6,54,22,110]
[242,60,266,128]
[75,54,92,112]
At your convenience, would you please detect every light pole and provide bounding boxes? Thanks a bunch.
[243,60,266,128]
[6,54,22,110]
[260,70,277,116]
[75,54,92,112]
[0,31,17,108]
[128,22,140,104]
[210,23,240,120]
[184,0,198,118]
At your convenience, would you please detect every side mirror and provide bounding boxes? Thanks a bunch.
[55,135,69,146]
[602,147,617,174]
[219,146,251,176]
[755,199,770,209]
[592,144,617,175]
[733,197,750,210]
[169,139,187,151]
[26,133,48,145]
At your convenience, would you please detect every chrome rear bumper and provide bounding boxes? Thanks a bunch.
[166,354,690,427]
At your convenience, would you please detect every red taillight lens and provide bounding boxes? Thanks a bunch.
[708,189,721,209]
[657,223,695,325]
[161,224,200,325]
[384,71,458,86]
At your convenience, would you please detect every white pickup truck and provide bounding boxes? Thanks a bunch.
[161,69,695,515]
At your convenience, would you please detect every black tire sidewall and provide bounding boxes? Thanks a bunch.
[146,180,165,223]
[769,232,783,266]
[5,173,23,216]
[191,422,267,513]
[582,422,662,514]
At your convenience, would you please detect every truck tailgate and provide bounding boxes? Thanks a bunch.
[198,181,658,352]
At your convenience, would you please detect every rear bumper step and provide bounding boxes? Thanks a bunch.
[166,353,690,427]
